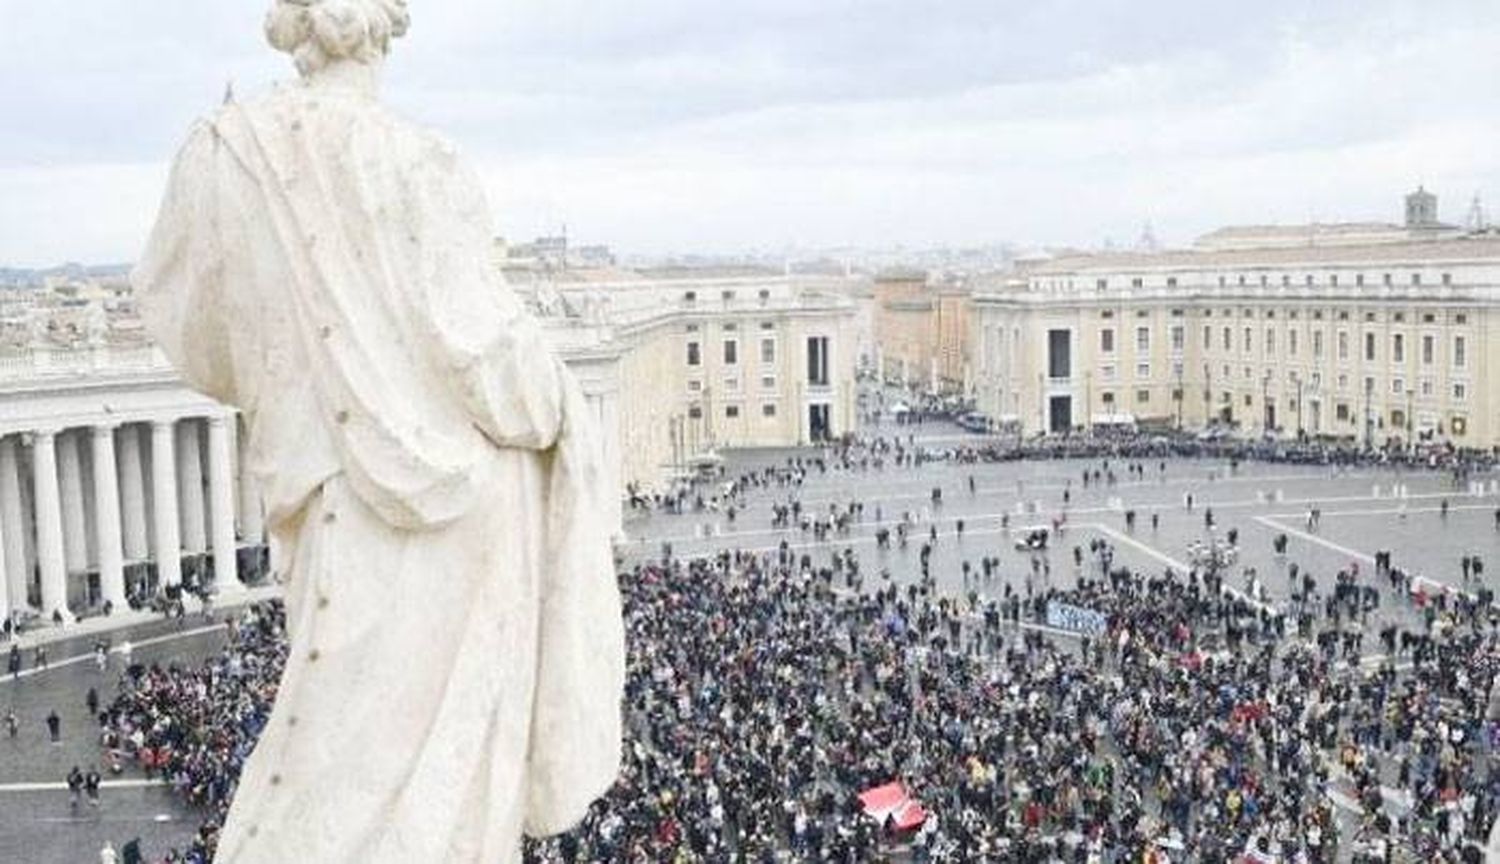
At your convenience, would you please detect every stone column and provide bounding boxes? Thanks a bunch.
[118,425,149,561]
[0,475,9,626]
[206,415,242,595]
[57,430,89,575]
[91,425,127,611]
[0,437,30,612]
[31,431,72,623]
[151,420,182,589]
[598,389,624,538]
[177,420,207,554]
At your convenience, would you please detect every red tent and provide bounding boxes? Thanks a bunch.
[857,782,908,822]
[858,781,929,832]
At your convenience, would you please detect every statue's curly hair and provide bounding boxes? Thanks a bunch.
[265,0,410,77]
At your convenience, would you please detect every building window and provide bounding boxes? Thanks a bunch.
[1166,277,1178,288]
[1100,364,1117,380]
[1411,274,1422,286]
[687,341,701,366]
[1096,278,1108,290]
[688,405,703,419]
[1202,326,1212,350]
[1288,330,1298,356]
[1336,403,1350,422]
[725,405,740,419]
[1264,327,1275,354]
[1421,335,1434,365]
[723,340,738,365]
[1136,389,1151,404]
[1382,273,1392,286]
[684,291,697,302]
[1329,275,1338,287]
[760,338,775,363]
[1455,336,1467,368]
[1392,333,1404,364]
[1243,326,1252,354]
[762,403,777,417]
[1102,391,1115,406]
[688,379,703,392]
[1170,326,1184,353]
[1313,331,1323,358]
[1135,327,1150,353]
[1420,379,1433,396]
[1222,327,1232,351]
[1282,275,1291,287]
[722,290,736,300]
[1364,332,1376,362]
[1136,362,1151,379]
[724,376,740,392]
[1454,383,1468,401]
[1131,277,1143,288]
[807,336,831,386]
[1355,274,1364,287]
[761,375,776,390]
[1100,329,1115,353]
[1391,378,1404,395]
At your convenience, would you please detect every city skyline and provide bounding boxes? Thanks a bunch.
[1,0,1497,266]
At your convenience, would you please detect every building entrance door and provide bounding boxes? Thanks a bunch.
[1048,396,1072,434]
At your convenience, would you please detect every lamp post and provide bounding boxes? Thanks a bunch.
[1203,361,1212,426]
[1363,376,1374,449]
[1405,388,1415,448]
[1085,370,1093,437]
[1261,372,1272,435]
[1288,371,1300,440]
[1174,364,1184,430]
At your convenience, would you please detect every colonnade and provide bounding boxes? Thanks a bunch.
[0,412,264,625]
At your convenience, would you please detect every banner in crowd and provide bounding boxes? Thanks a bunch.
[1045,600,1108,636]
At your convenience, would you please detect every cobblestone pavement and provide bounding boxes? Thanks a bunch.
[8,424,1497,861]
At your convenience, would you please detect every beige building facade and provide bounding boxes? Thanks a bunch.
[872,270,972,391]
[973,227,1500,447]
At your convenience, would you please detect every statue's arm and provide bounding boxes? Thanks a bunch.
[416,158,565,452]
[133,122,239,407]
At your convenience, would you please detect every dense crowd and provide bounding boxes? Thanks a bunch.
[522,534,1499,862]
[96,603,288,864]
[83,431,1500,862]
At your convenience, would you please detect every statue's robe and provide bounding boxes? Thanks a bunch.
[134,80,624,863]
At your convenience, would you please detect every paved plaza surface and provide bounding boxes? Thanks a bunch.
[4,425,1499,861]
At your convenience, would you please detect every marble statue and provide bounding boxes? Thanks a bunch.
[131,2,625,861]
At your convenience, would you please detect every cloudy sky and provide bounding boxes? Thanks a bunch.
[1,0,1496,266]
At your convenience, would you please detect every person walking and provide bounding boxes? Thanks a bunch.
[85,766,101,808]
[66,766,83,810]
[46,710,60,744]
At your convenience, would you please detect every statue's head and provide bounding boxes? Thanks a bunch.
[265,0,410,78]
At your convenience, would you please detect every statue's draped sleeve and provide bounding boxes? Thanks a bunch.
[134,122,239,407]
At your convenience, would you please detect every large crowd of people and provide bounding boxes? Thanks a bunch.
[95,603,288,864]
[76,425,1500,862]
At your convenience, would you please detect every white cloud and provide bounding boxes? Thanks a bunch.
[0,0,1496,264]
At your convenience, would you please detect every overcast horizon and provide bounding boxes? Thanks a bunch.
[1,0,1497,268]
